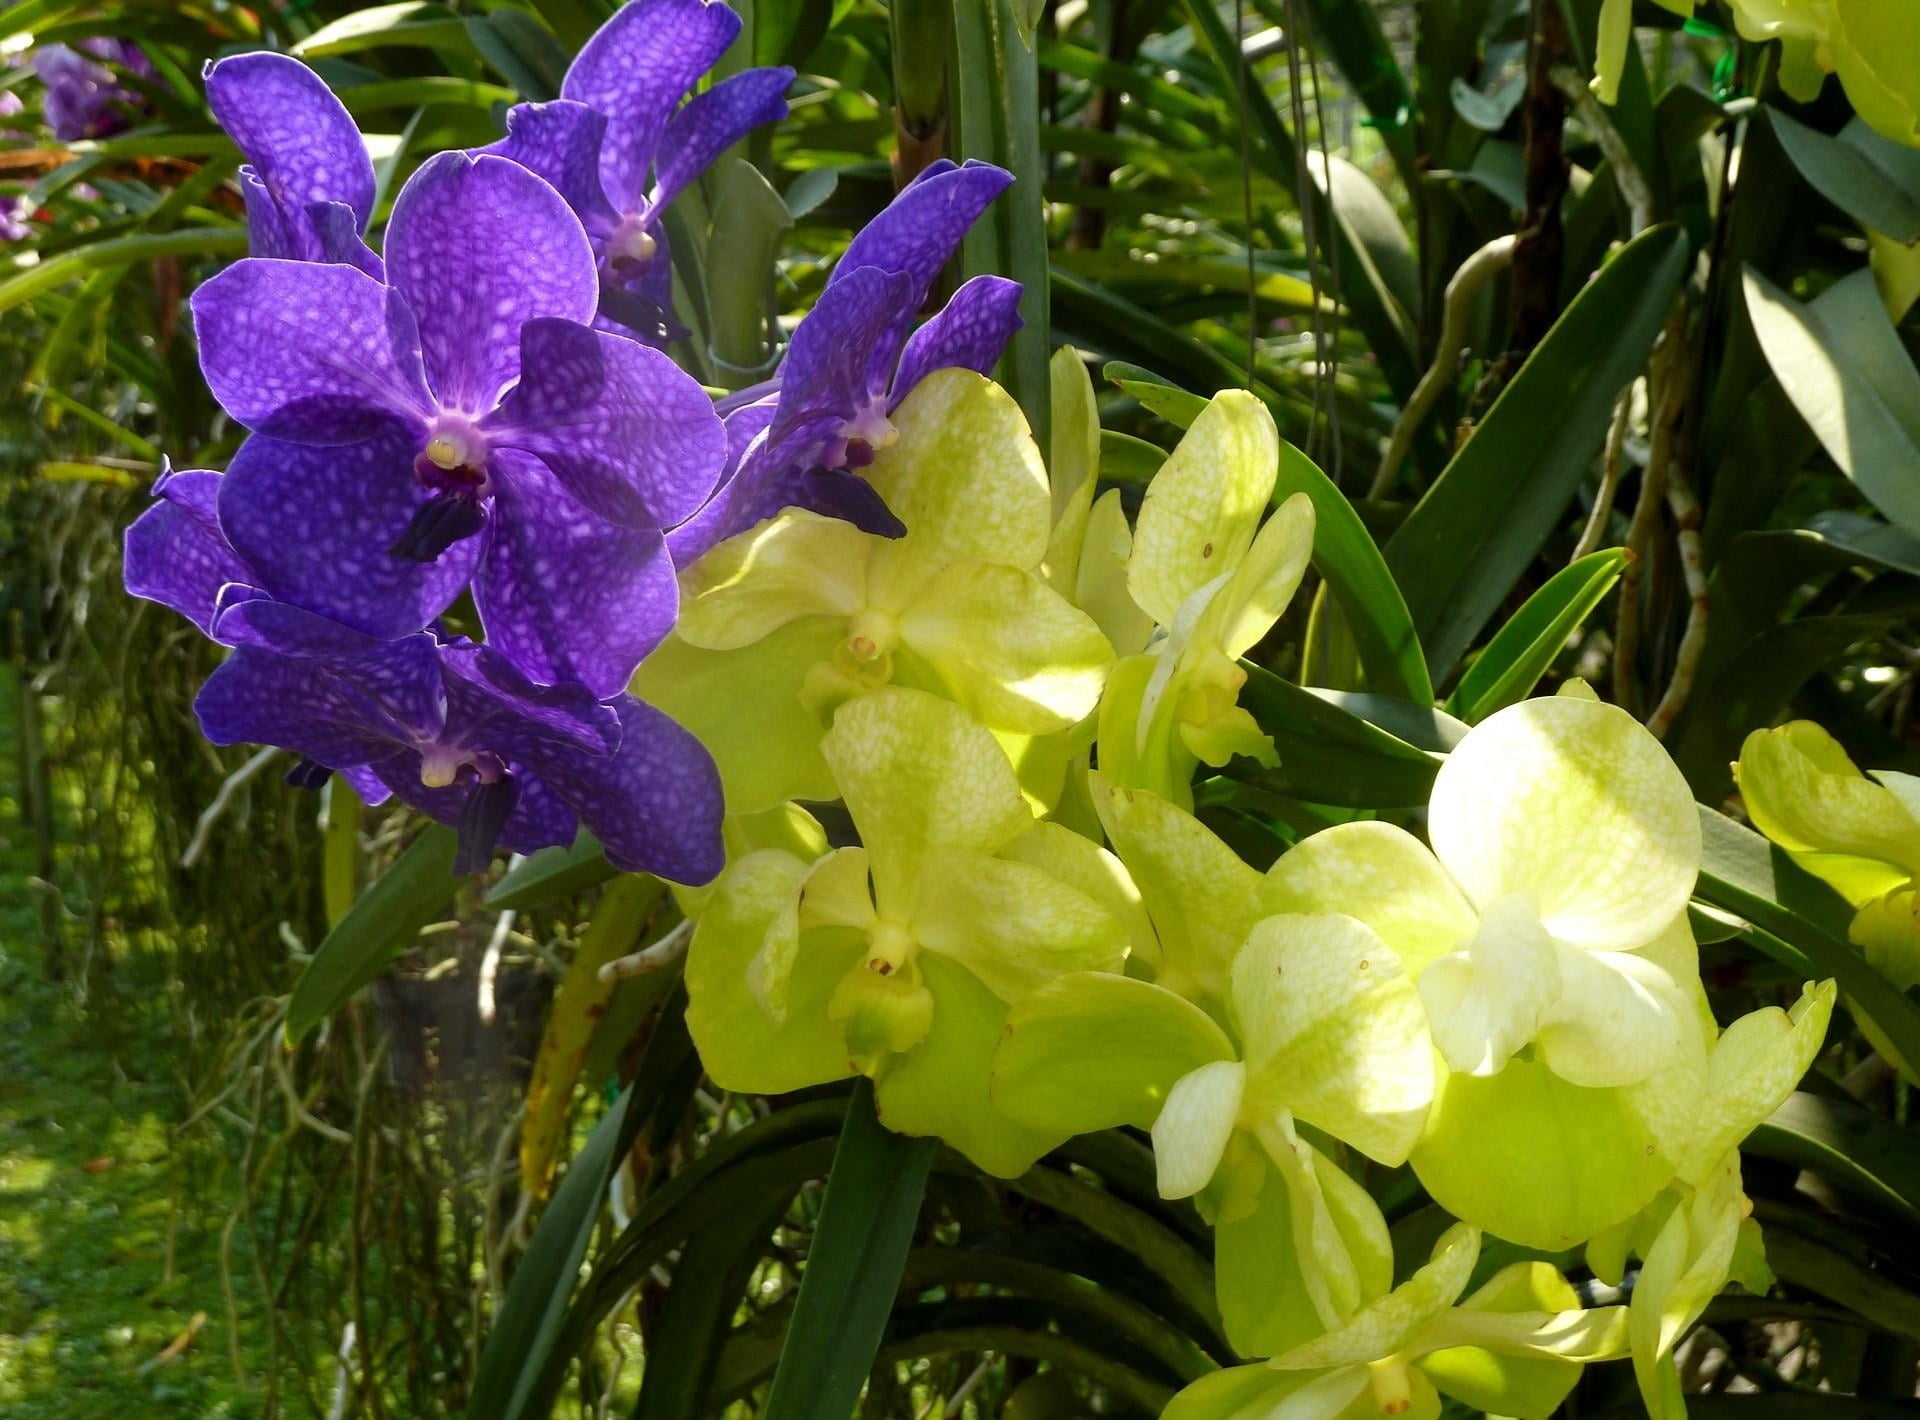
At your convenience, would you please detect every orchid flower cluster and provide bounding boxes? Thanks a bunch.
[120,3,1839,1414]
[672,366,1835,1419]
[124,0,1018,886]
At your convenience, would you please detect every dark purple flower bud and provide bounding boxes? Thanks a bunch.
[203,52,382,276]
[666,161,1022,562]
[483,0,791,345]
[193,599,724,882]
[189,150,728,692]
[37,40,150,142]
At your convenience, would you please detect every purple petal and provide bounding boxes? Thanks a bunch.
[830,160,1013,306]
[342,764,393,805]
[211,594,449,739]
[481,100,617,231]
[527,695,724,883]
[195,647,408,767]
[308,202,385,279]
[890,274,1023,400]
[123,468,252,634]
[219,429,479,638]
[596,223,682,347]
[204,53,375,234]
[440,642,620,758]
[373,758,579,856]
[487,317,726,528]
[385,152,599,413]
[561,0,741,214]
[191,258,433,443]
[769,265,915,448]
[476,450,678,697]
[650,66,792,213]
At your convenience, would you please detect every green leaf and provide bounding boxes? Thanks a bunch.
[1694,806,1920,1084]
[1385,225,1688,681]
[1099,429,1169,483]
[0,0,91,41]
[705,159,792,383]
[485,831,615,910]
[1447,548,1628,723]
[291,2,478,59]
[1274,440,1433,704]
[0,228,248,316]
[1105,360,1209,428]
[1745,267,1920,542]
[1234,663,1442,807]
[286,826,458,1043]
[1749,1091,1920,1229]
[466,11,570,102]
[759,1079,934,1420]
[1769,110,1920,245]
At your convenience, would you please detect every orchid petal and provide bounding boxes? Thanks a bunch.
[890,275,1024,401]
[651,66,793,212]
[911,852,1126,1002]
[1000,820,1156,962]
[1191,491,1316,660]
[205,53,373,238]
[1077,489,1155,656]
[1270,1223,1480,1372]
[194,646,407,768]
[214,595,449,739]
[830,160,1013,310]
[1532,944,1693,1088]
[1262,821,1477,975]
[481,100,616,229]
[1675,980,1835,1187]
[123,470,250,635]
[1152,1059,1246,1198]
[674,510,871,650]
[1735,720,1920,899]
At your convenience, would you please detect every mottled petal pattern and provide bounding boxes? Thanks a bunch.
[123,469,252,634]
[192,259,433,442]
[890,274,1023,402]
[385,152,599,412]
[650,66,793,211]
[195,647,409,768]
[205,53,374,237]
[219,429,478,638]
[488,317,726,527]
[481,100,617,230]
[477,451,679,696]
[773,265,915,442]
[561,0,741,213]
[440,643,620,758]
[830,160,1014,305]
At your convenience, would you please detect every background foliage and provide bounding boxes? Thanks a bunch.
[5,0,1920,1415]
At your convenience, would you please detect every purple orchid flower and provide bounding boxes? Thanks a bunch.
[123,462,474,640]
[37,39,151,142]
[203,52,381,276]
[194,593,724,881]
[189,149,728,696]
[666,159,1024,563]
[483,0,792,345]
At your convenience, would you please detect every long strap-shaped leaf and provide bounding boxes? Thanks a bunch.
[759,1079,934,1420]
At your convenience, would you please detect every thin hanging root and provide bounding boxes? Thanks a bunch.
[1646,463,1709,740]
[599,916,692,982]
[1369,234,1517,498]
[1572,384,1635,563]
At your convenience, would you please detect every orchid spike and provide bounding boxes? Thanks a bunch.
[484,0,792,344]
[666,160,1021,560]
[637,370,1112,814]
[682,687,1128,1176]
[1095,391,1317,809]
[193,592,723,883]
[190,150,728,693]
[203,53,382,276]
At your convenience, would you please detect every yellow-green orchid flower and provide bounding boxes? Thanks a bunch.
[1096,391,1316,809]
[1596,0,1920,149]
[993,780,1435,1355]
[1264,686,1710,1249]
[1164,1224,1630,1420]
[682,686,1129,1176]
[1587,980,1833,1419]
[1736,721,1920,1073]
[638,369,1113,815]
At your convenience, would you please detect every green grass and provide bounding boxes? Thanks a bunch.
[0,669,271,1417]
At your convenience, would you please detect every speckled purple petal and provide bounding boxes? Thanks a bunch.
[195,647,409,768]
[192,258,433,442]
[482,100,617,232]
[561,0,740,214]
[205,53,375,233]
[525,694,724,883]
[219,429,478,638]
[384,152,599,413]
[487,317,725,528]
[308,201,385,279]
[211,594,449,739]
[890,274,1022,401]
[341,763,394,805]
[830,160,1013,305]
[596,222,681,347]
[373,756,580,856]
[771,264,914,446]
[476,451,678,697]
[237,168,302,260]
[650,66,792,212]
[122,468,252,634]
[441,642,620,758]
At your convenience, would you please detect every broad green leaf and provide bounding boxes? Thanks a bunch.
[466,10,569,102]
[1448,549,1629,723]
[485,831,614,910]
[706,160,793,382]
[758,1079,932,1420]
[0,0,91,40]
[1749,1090,1920,1227]
[1098,429,1170,483]
[1235,663,1442,808]
[1770,111,1920,243]
[0,228,249,315]
[1105,359,1209,428]
[1386,225,1688,680]
[1745,267,1920,542]
[286,826,457,1042]
[292,2,478,59]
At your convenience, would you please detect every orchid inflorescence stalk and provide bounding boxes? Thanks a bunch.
[119,3,1842,1416]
